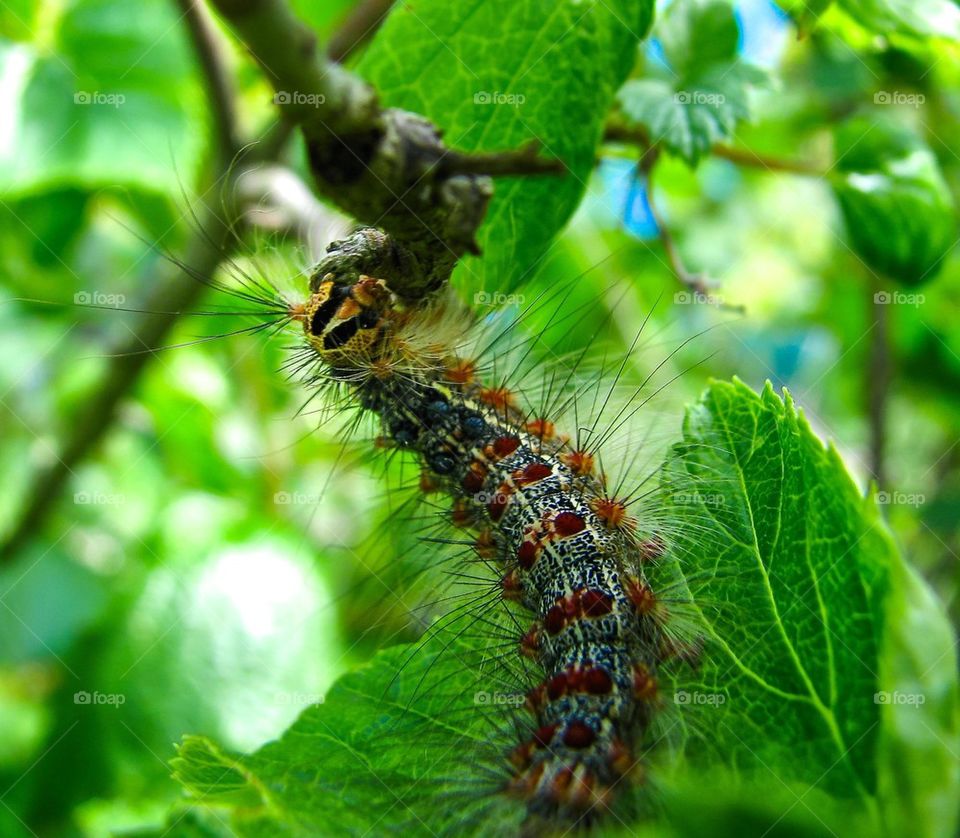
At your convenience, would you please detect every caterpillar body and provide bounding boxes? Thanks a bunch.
[284,269,698,825]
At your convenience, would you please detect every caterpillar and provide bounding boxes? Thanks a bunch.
[264,261,706,827]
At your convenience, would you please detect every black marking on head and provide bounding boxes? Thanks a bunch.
[323,318,360,350]
[310,285,349,336]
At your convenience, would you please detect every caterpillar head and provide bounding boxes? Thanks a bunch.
[293,275,390,365]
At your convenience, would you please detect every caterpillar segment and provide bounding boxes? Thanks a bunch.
[292,274,676,822]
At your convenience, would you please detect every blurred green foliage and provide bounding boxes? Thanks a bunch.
[0,0,958,836]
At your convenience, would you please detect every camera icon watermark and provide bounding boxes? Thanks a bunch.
[74,290,126,308]
[675,90,725,107]
[273,491,322,505]
[473,91,526,107]
[74,91,125,108]
[473,290,525,307]
[274,690,325,706]
[73,491,125,506]
[874,291,925,308]
[274,91,326,107]
[874,91,925,109]
[674,290,724,307]
[74,690,126,706]
[874,691,925,706]
[876,491,925,508]
[474,691,524,706]
[674,690,725,706]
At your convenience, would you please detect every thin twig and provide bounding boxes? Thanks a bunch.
[641,147,744,309]
[177,0,239,162]
[326,0,395,63]
[605,121,827,177]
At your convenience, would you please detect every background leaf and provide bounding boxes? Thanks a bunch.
[617,0,768,165]
[831,115,956,285]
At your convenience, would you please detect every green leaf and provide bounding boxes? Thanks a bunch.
[617,0,768,165]
[661,379,959,835]
[837,0,960,40]
[831,116,956,285]
[167,379,958,835]
[356,0,654,295]
[170,641,522,836]
[0,0,205,196]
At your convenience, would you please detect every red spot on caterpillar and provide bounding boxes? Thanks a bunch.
[632,664,659,701]
[545,605,565,636]
[583,666,613,695]
[560,449,595,476]
[533,723,558,747]
[501,570,523,601]
[474,528,497,558]
[544,589,613,635]
[517,539,539,570]
[562,721,596,749]
[419,471,440,493]
[515,462,552,486]
[591,496,634,530]
[626,577,657,614]
[525,418,555,440]
[552,511,586,537]
[491,436,520,458]
[461,461,487,494]
[547,672,567,700]
[487,487,511,521]
[480,386,517,414]
[520,625,540,660]
[444,359,476,385]
[579,589,613,617]
[451,499,474,528]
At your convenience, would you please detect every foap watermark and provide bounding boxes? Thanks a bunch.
[874,290,924,308]
[275,690,324,707]
[74,91,125,108]
[876,491,925,508]
[274,91,326,107]
[674,690,725,706]
[674,290,724,307]
[474,91,525,107]
[474,691,525,706]
[74,690,126,706]
[874,91,925,109]
[875,690,925,706]
[74,491,125,506]
[274,491,323,505]
[474,290,525,307]
[471,490,511,507]
[673,491,725,507]
[675,90,725,107]
[74,290,126,308]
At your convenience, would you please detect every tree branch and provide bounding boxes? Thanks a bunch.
[206,0,562,298]
[177,0,239,162]
[605,121,827,177]
[1,1,252,563]
[326,0,395,64]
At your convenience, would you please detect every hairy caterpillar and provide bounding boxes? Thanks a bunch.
[262,261,707,828]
